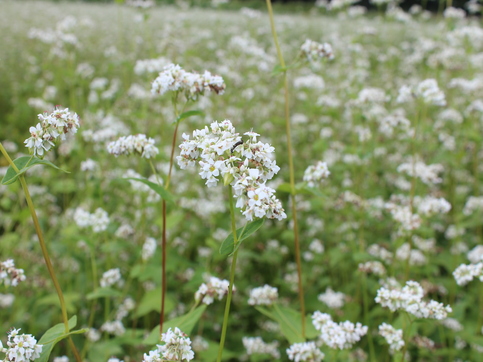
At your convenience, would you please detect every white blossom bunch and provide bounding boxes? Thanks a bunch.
[242,336,280,359]
[73,207,110,233]
[463,196,483,215]
[375,280,452,319]
[300,40,334,62]
[318,288,346,309]
[358,261,386,276]
[151,64,225,99]
[444,6,466,18]
[99,268,124,288]
[134,57,170,75]
[0,294,15,308]
[0,329,42,362]
[100,320,125,336]
[107,134,159,159]
[115,297,135,320]
[0,259,26,287]
[396,79,446,106]
[415,196,451,216]
[378,323,404,353]
[248,284,278,305]
[303,161,330,188]
[286,341,324,362]
[453,262,483,286]
[143,328,194,362]
[468,245,483,263]
[177,120,286,221]
[142,237,157,261]
[312,311,368,349]
[24,107,80,157]
[195,276,232,305]
[397,160,444,185]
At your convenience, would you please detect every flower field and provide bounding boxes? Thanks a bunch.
[1,1,483,361]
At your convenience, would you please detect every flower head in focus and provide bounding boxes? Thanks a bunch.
[0,328,43,362]
[143,327,194,362]
[24,107,80,158]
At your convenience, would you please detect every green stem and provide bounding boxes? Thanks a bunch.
[362,275,376,362]
[266,0,305,337]
[0,143,81,362]
[216,187,239,362]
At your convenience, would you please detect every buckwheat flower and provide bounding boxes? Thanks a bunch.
[248,285,278,305]
[107,134,159,159]
[1,329,43,362]
[53,356,69,362]
[416,196,451,216]
[243,337,280,359]
[441,318,463,332]
[286,342,324,362]
[24,107,80,158]
[468,245,483,264]
[0,294,15,308]
[195,276,232,305]
[134,57,170,75]
[85,328,101,342]
[397,79,446,106]
[191,336,209,352]
[100,320,125,336]
[153,328,194,361]
[397,160,444,185]
[379,323,404,353]
[80,159,98,172]
[142,237,157,261]
[301,39,334,62]
[73,207,110,232]
[358,261,386,276]
[303,161,330,188]
[453,263,483,286]
[463,196,483,216]
[0,259,26,287]
[312,312,367,349]
[100,268,123,288]
[318,288,345,309]
[115,297,135,320]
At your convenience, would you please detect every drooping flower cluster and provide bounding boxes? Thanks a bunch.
[177,120,286,221]
[0,259,26,287]
[243,337,280,359]
[379,323,404,353]
[73,207,110,233]
[453,262,483,286]
[286,341,324,362]
[247,284,278,305]
[0,328,43,362]
[396,79,446,106]
[99,268,124,288]
[151,64,225,99]
[194,276,232,305]
[312,312,368,349]
[143,328,194,362]
[107,134,159,159]
[303,161,330,188]
[24,107,80,157]
[300,39,334,62]
[375,280,452,319]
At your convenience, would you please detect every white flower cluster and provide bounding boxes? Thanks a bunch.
[318,288,345,309]
[453,263,483,286]
[248,284,278,305]
[107,134,159,159]
[358,261,386,276]
[0,259,26,287]
[463,196,483,215]
[312,311,368,349]
[415,196,451,216]
[242,336,280,359]
[143,328,194,362]
[100,320,125,336]
[0,294,15,308]
[301,39,334,62]
[286,342,324,362]
[134,57,170,75]
[142,237,157,261]
[375,280,452,319]
[303,161,330,188]
[397,160,444,185]
[0,328,43,362]
[396,79,446,106]
[195,276,231,305]
[378,323,404,353]
[100,268,124,288]
[24,107,80,157]
[115,297,135,320]
[73,207,110,233]
[177,120,286,221]
[151,64,225,99]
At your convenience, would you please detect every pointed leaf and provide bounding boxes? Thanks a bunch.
[255,305,305,344]
[219,218,265,256]
[143,304,207,345]
[134,288,175,318]
[175,110,205,123]
[125,178,174,204]
[1,156,67,185]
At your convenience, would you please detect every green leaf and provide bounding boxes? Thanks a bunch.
[134,288,175,318]
[219,218,265,256]
[36,292,80,314]
[303,185,326,198]
[87,341,123,362]
[143,304,207,345]
[271,64,288,76]
[175,110,205,123]
[86,287,122,300]
[37,316,86,362]
[1,156,67,185]
[125,178,174,204]
[255,305,306,344]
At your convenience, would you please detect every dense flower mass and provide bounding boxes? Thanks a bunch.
[73,207,110,232]
[0,328,43,362]
[24,107,80,157]
[300,39,334,62]
[177,120,286,221]
[303,161,330,187]
[243,337,280,359]
[151,64,225,99]
[107,134,159,159]
[312,312,367,349]
[379,323,404,353]
[247,284,278,305]
[143,328,194,362]
[0,259,26,287]
[397,79,446,106]
[286,341,324,362]
[195,276,232,305]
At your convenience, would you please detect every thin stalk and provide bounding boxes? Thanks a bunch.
[265,0,306,337]
[362,275,376,362]
[0,144,81,362]
[216,187,239,362]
